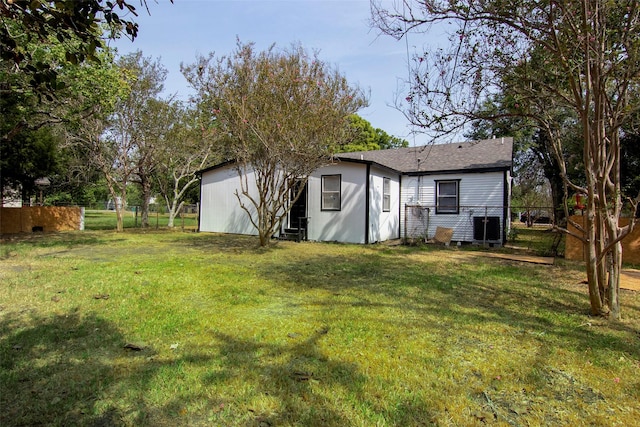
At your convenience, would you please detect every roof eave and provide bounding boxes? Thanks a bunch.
[334,156,403,174]
[196,159,237,177]
[403,165,512,176]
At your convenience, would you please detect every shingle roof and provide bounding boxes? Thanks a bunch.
[336,137,513,174]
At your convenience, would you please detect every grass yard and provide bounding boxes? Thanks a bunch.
[0,231,639,426]
[507,223,564,257]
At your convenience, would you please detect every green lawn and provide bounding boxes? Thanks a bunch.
[1,231,638,426]
[507,223,564,257]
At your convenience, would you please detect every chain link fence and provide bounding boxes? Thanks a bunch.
[404,204,509,245]
[82,203,199,230]
[403,204,563,255]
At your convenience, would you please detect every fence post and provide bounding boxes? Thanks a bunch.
[425,207,430,242]
[403,205,407,242]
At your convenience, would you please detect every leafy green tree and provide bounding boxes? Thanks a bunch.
[184,41,367,246]
[373,0,640,320]
[621,130,640,217]
[0,26,122,204]
[466,96,585,225]
[113,51,168,228]
[60,49,130,228]
[0,0,164,94]
[1,1,171,207]
[337,114,408,153]
[0,126,61,202]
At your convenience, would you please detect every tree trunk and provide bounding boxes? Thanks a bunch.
[115,186,127,232]
[548,171,565,226]
[102,167,125,232]
[608,243,622,320]
[535,131,565,225]
[139,176,152,228]
[584,205,606,316]
[167,199,183,228]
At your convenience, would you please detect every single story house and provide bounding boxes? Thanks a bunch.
[198,137,513,244]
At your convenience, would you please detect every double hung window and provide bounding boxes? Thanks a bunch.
[436,180,459,214]
[321,175,341,211]
[382,178,391,212]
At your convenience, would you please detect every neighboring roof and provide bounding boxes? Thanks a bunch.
[336,137,513,174]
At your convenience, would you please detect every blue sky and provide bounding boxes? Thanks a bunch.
[111,0,427,142]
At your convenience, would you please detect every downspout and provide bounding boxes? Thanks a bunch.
[365,164,370,244]
[197,173,203,232]
[502,169,509,243]
[398,174,403,239]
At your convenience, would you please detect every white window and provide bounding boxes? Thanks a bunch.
[382,177,391,212]
[436,180,459,214]
[321,175,341,211]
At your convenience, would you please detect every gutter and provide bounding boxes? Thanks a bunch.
[365,163,370,244]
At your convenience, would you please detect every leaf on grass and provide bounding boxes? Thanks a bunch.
[123,343,144,351]
[256,416,272,427]
[93,294,110,300]
[170,343,179,350]
[291,371,313,381]
[510,404,529,415]
[472,410,494,422]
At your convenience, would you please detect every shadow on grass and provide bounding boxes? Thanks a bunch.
[0,311,126,426]
[0,310,193,426]
[0,231,109,251]
[0,307,435,426]
[180,232,287,254]
[253,247,640,361]
[199,329,437,426]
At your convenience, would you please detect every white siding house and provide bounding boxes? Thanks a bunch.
[198,159,401,244]
[340,137,513,244]
[199,161,259,236]
[399,171,510,242]
[198,137,512,244]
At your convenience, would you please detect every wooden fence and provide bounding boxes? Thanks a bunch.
[565,215,640,264]
[0,206,84,234]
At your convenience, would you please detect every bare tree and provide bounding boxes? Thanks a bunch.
[183,41,367,246]
[372,0,640,319]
